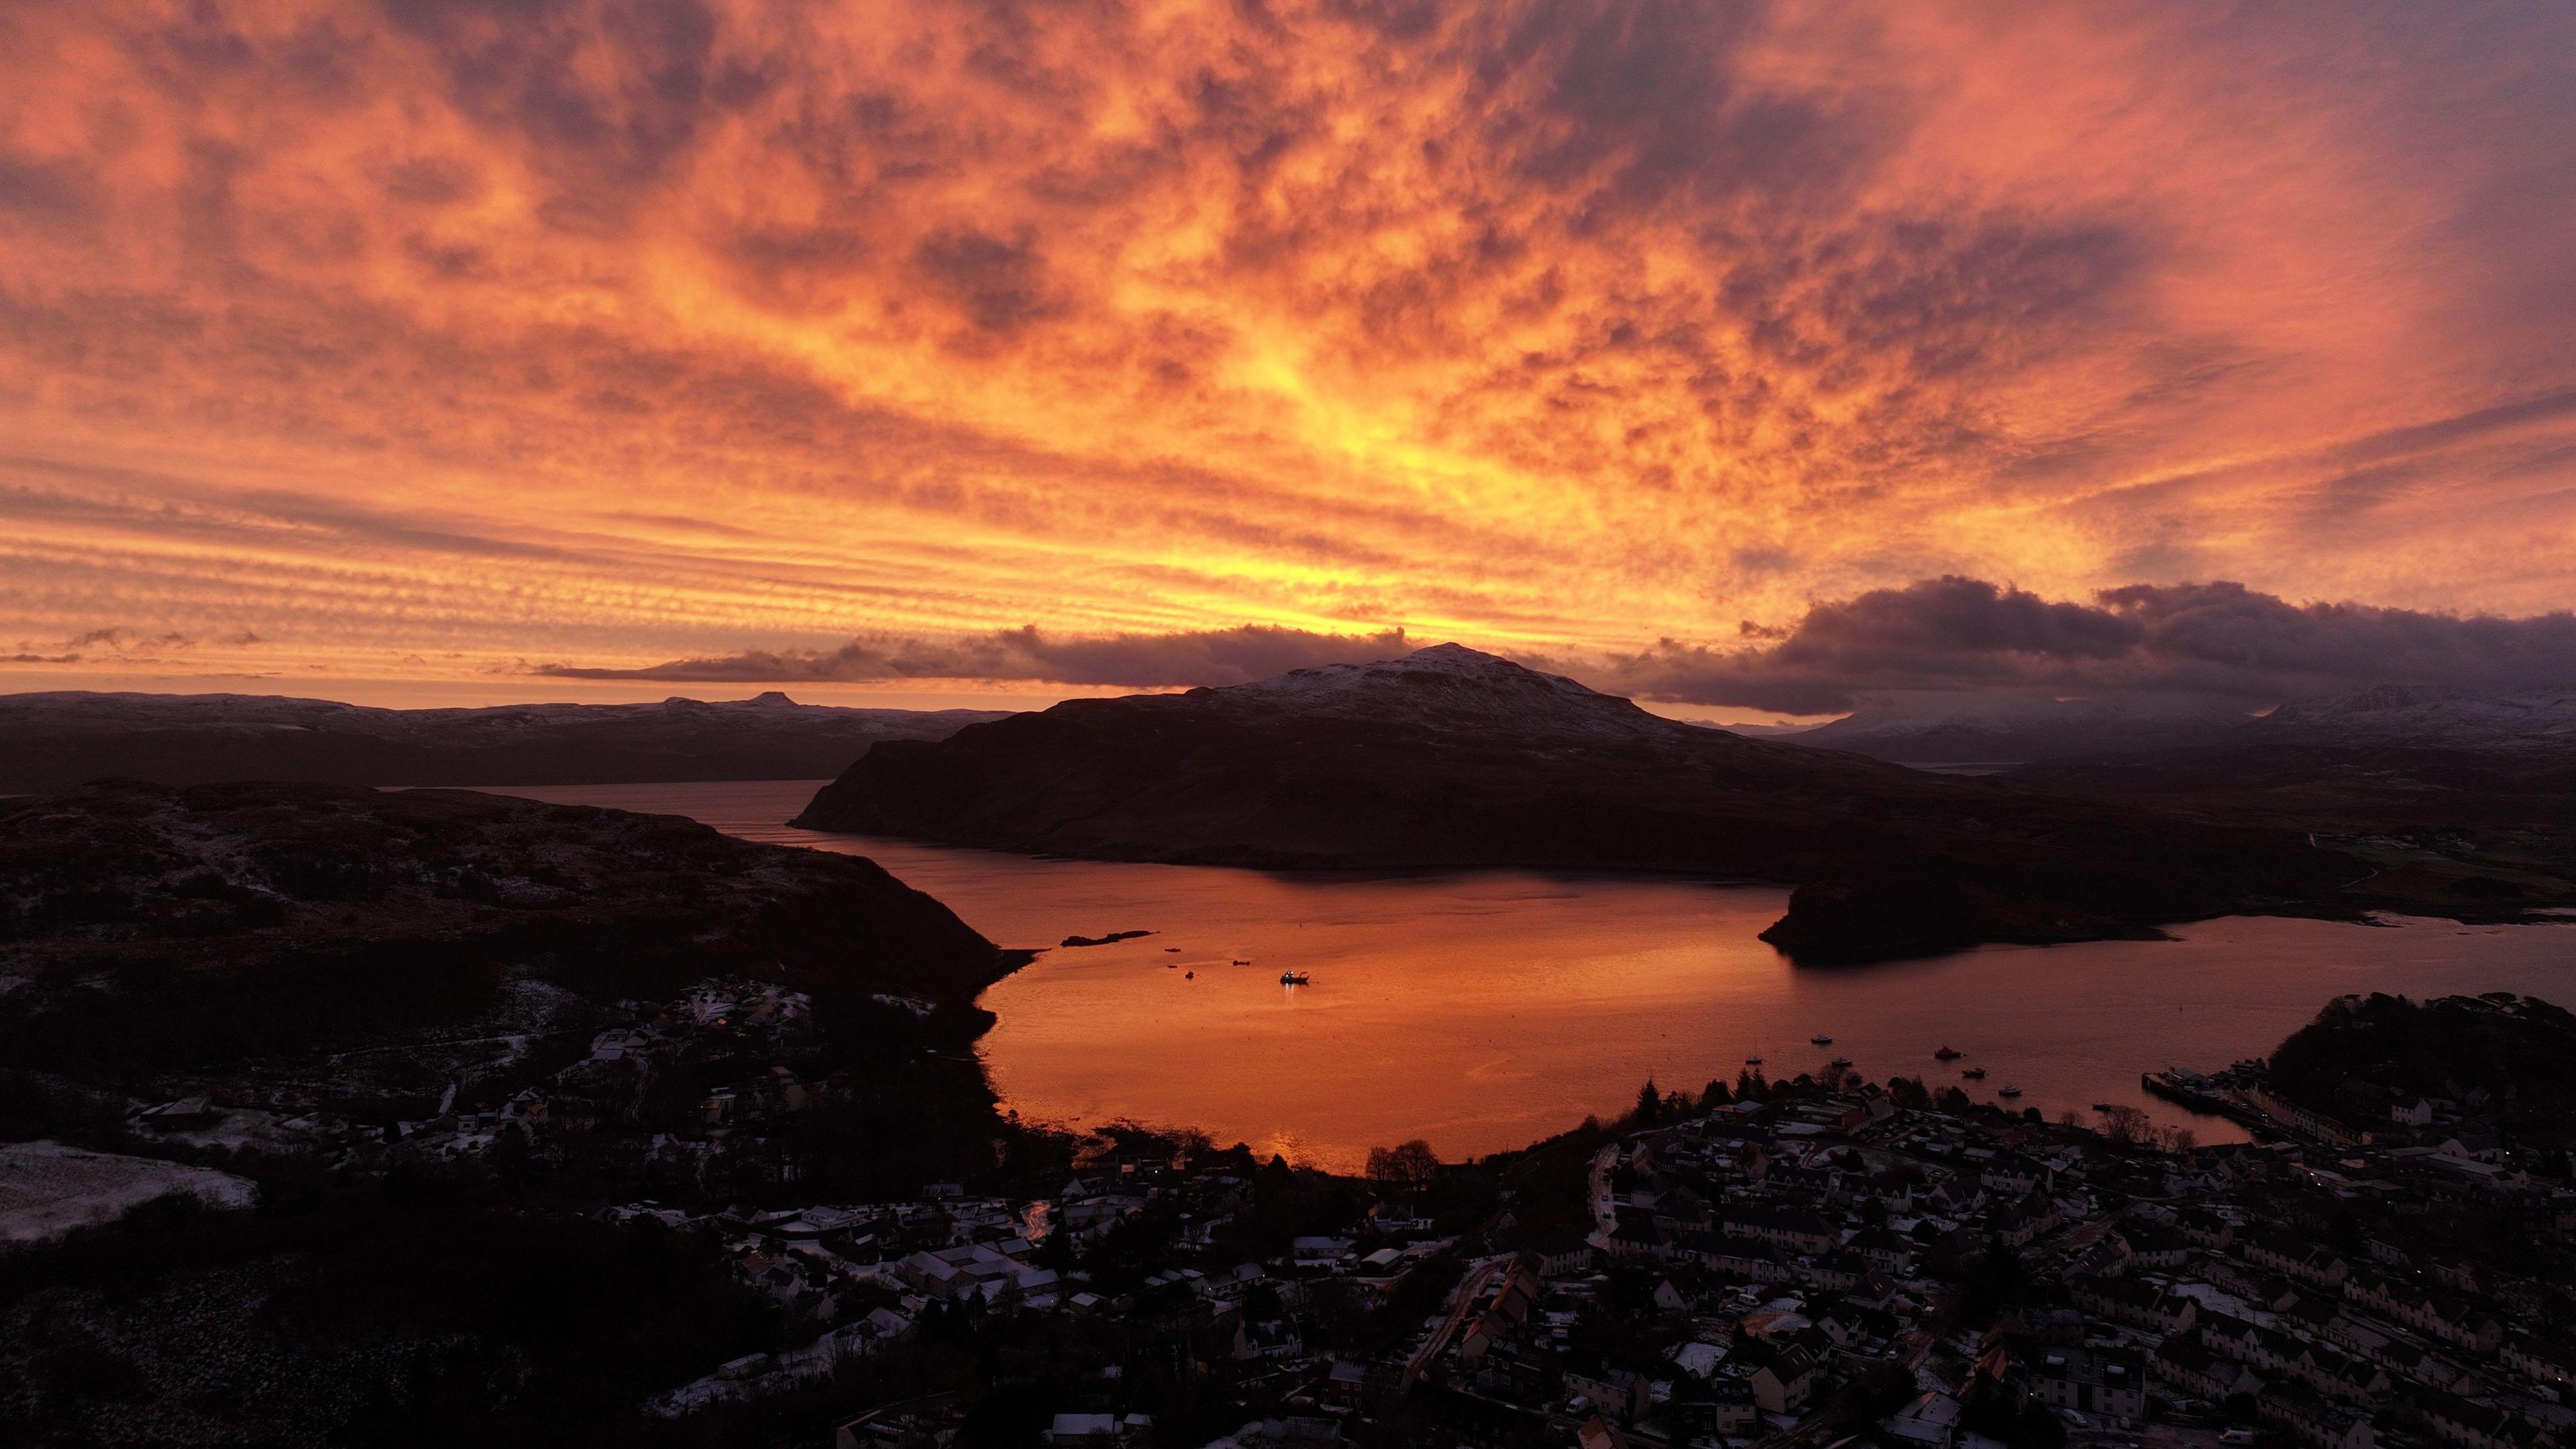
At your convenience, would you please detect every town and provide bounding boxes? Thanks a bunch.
[304,980,2573,1449]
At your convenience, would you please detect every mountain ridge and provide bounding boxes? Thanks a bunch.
[796,644,2361,962]
[0,690,1009,790]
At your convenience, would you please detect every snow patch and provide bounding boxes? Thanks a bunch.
[0,1140,258,1243]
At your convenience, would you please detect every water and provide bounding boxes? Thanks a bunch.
[489,780,2576,1173]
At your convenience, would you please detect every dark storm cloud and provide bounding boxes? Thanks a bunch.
[1608,578,2576,713]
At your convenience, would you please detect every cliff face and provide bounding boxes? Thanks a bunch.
[797,645,2357,961]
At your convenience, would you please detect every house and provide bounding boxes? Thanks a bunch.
[1670,1341,1727,1379]
[2437,1134,2506,1165]
[1725,1205,1838,1256]
[1605,1218,1669,1261]
[1848,1224,1917,1275]
[2023,1344,2148,1424]
[2072,1275,2197,1334]
[1881,1391,1964,1449]
[1532,1230,1595,1278]
[1750,1347,1819,1413]
[2123,1225,2196,1271]
[1707,1378,1761,1435]
[1686,1234,1794,1284]
[2243,1234,2350,1290]
[1565,1366,1652,1424]
[2409,1391,2546,1449]
[2156,1332,2263,1403]
[837,1406,963,1449]
[1044,1413,1152,1446]
[1991,1195,2059,1248]
[138,1096,222,1131]
[2257,1385,2375,1449]
[1322,1360,1368,1406]
[2176,1207,2237,1250]
[2501,1334,2576,1392]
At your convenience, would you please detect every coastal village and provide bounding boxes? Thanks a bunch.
[225,975,2573,1449]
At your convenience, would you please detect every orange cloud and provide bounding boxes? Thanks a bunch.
[3,1,2573,695]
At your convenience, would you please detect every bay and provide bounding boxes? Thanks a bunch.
[490,780,2576,1172]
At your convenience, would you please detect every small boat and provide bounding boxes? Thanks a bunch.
[1810,1034,1833,1045]
[1933,1045,1962,1061]
[1745,1055,1764,1066]
[1232,959,1252,965]
[1829,1057,1852,1069]
[1960,1067,1987,1080]
[2091,1102,2115,1112]
[1279,970,1309,986]
[1184,971,1194,979]
[1998,1084,2023,1098]
[1165,947,1181,953]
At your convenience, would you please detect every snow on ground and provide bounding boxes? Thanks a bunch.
[0,1140,258,1244]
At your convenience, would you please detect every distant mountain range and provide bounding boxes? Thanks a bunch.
[0,690,1007,792]
[2012,683,2576,842]
[1783,683,2576,766]
[1780,692,2254,764]
[2256,683,2576,751]
[796,644,2364,962]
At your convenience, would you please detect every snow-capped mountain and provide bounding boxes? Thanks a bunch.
[1788,692,2255,763]
[1210,642,1687,740]
[2257,684,2576,751]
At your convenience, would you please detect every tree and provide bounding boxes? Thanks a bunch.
[1701,1078,1733,1108]
[1633,1079,1662,1124]
[1365,1139,1440,1190]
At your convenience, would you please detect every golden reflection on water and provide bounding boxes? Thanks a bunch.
[497,781,2576,1175]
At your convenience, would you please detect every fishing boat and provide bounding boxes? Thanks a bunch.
[1279,970,1309,986]
[1933,1045,1962,1060]
[1998,1084,2023,1098]
[1960,1067,1987,1080]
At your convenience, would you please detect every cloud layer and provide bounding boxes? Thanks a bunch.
[537,625,1413,688]
[535,577,2576,718]
[3,2,2574,691]
[1604,578,2576,714]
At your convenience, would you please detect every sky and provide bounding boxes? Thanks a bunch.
[5,0,2576,716]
